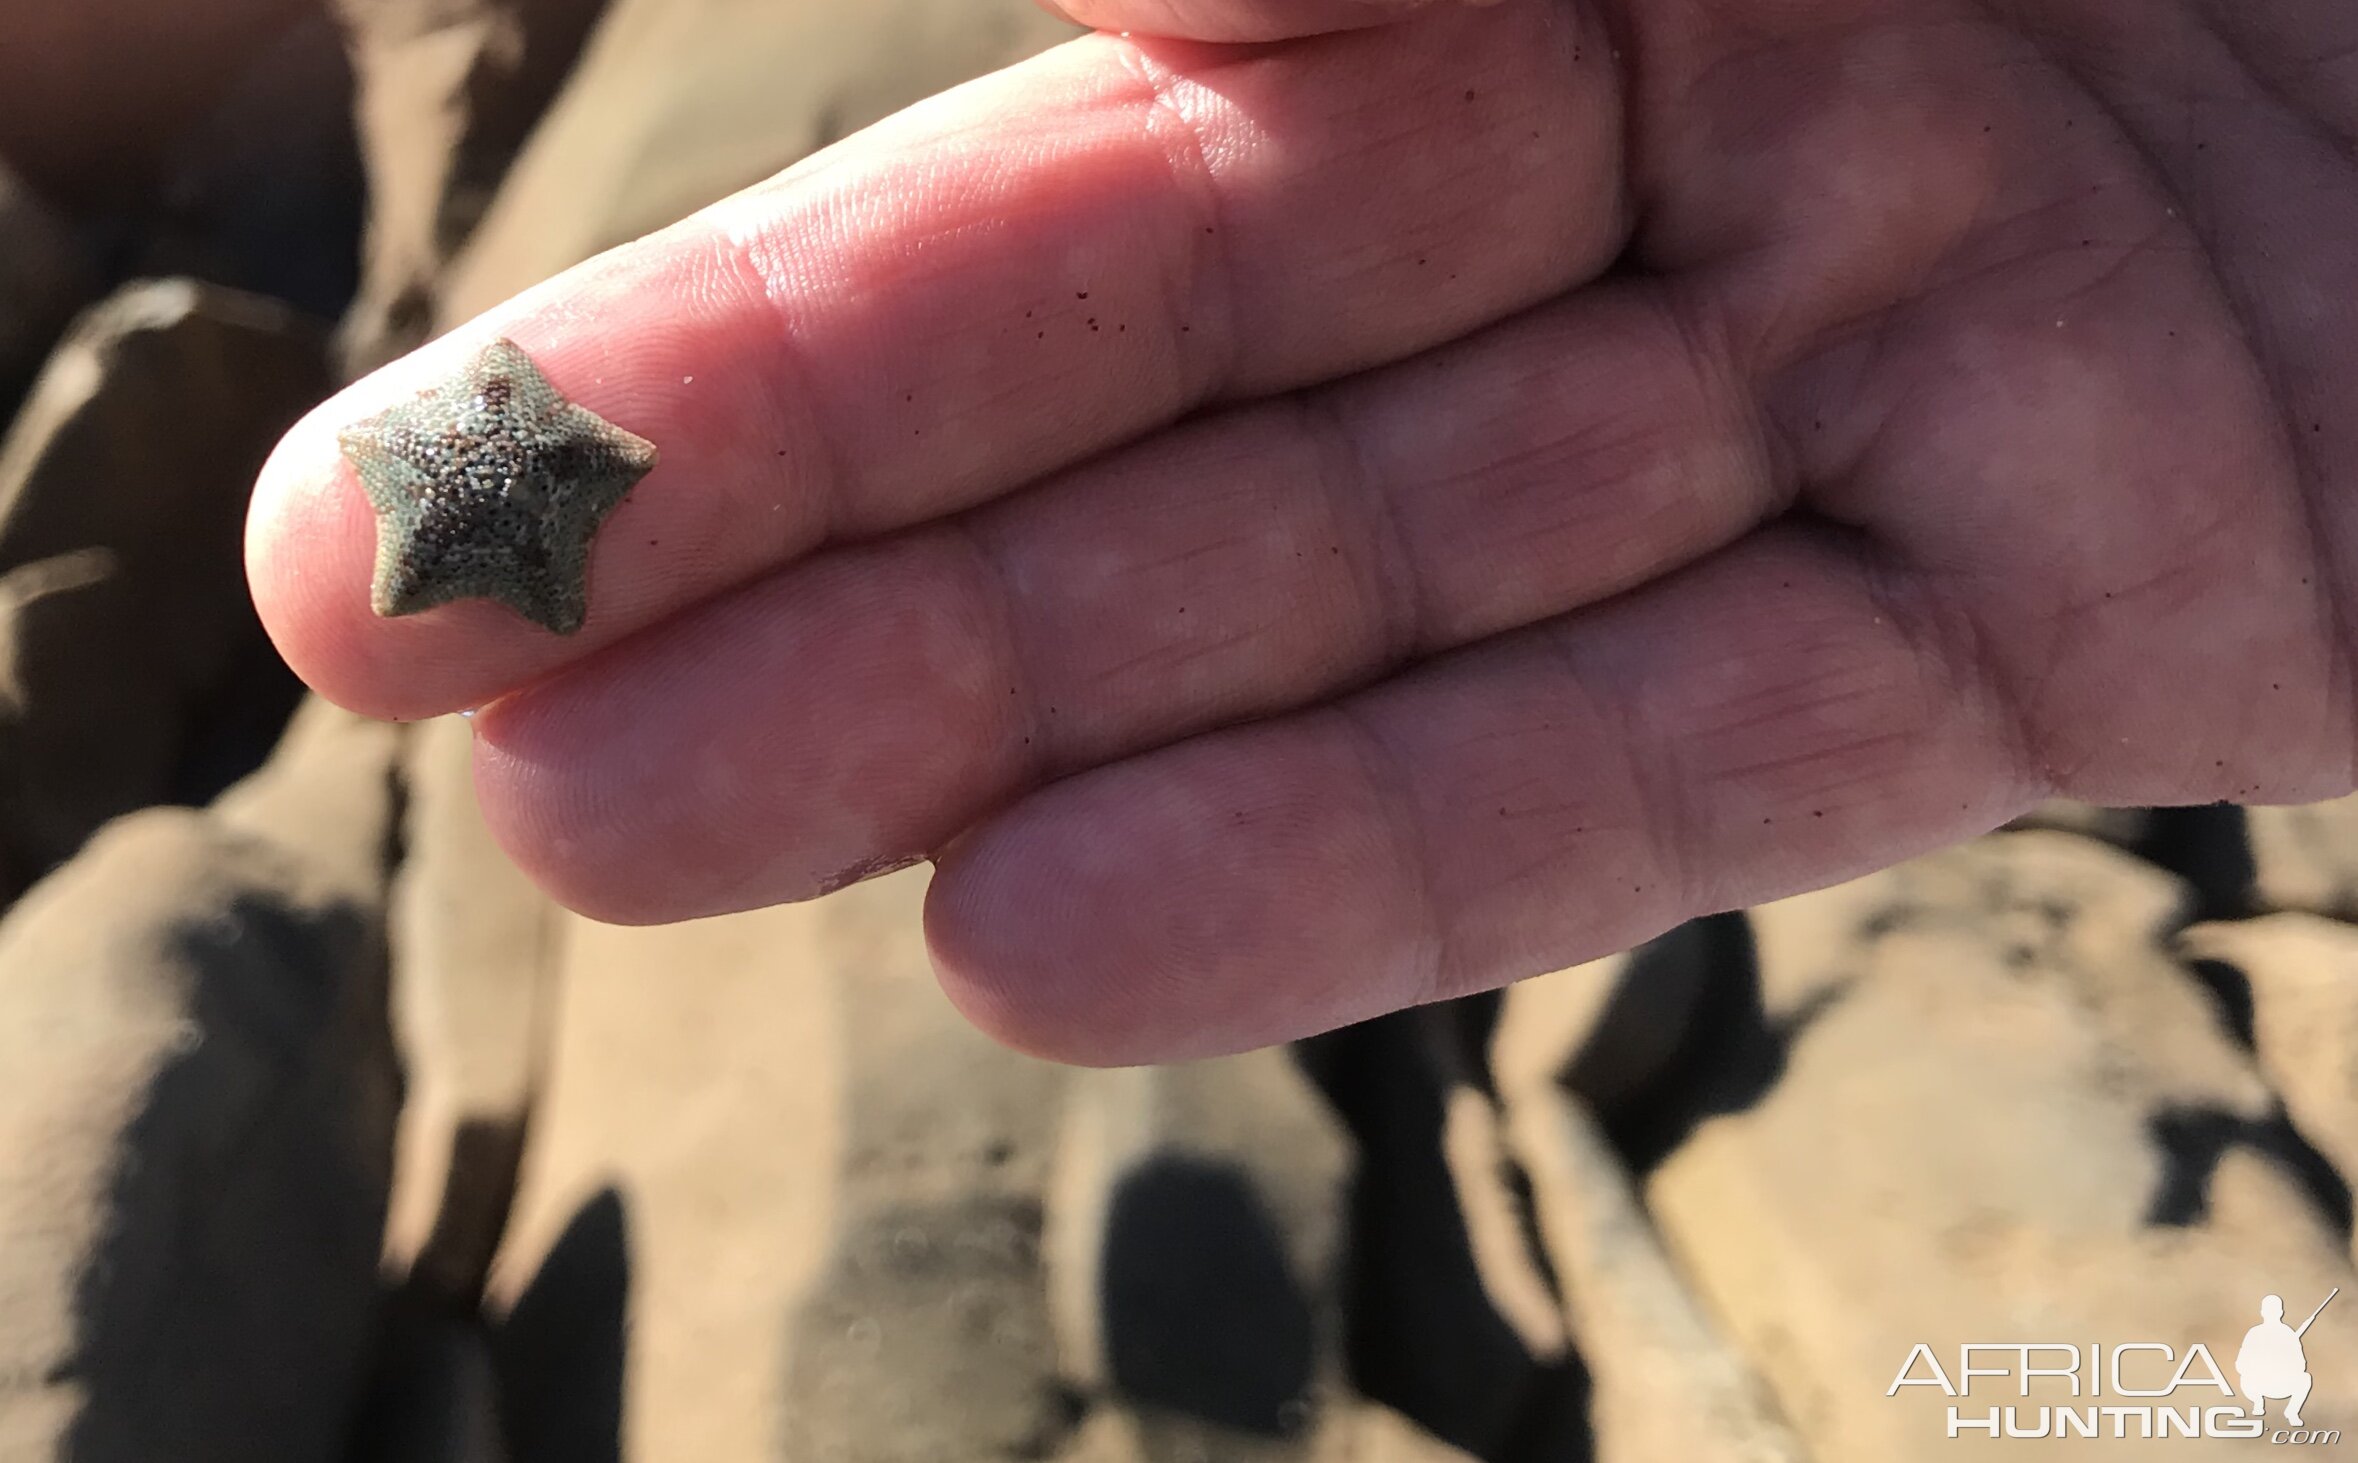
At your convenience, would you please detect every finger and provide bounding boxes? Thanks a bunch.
[248,0,1619,722]
[922,528,2037,1065]
[1043,0,1493,44]
[466,283,1779,923]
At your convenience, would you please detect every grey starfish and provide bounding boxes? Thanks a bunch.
[336,337,657,635]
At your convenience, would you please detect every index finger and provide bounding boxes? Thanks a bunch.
[1045,0,1488,42]
[247,1,1622,721]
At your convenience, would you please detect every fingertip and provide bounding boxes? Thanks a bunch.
[245,398,397,717]
[923,818,1159,1067]
[464,698,719,928]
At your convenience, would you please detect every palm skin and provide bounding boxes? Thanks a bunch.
[246,0,2358,1062]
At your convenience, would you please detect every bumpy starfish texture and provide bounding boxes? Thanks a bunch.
[336,337,657,635]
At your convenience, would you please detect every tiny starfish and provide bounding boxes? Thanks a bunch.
[336,337,657,635]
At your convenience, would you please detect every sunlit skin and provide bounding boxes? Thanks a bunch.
[246,0,2358,1064]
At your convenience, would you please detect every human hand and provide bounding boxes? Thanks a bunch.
[246,0,2358,1063]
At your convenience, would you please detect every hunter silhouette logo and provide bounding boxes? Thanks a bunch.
[1887,1289,2344,1444]
[2238,1290,2334,1429]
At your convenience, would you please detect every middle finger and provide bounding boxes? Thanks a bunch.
[471,282,1779,922]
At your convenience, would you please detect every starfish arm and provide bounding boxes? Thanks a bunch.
[491,502,581,633]
[558,405,660,496]
[339,429,428,518]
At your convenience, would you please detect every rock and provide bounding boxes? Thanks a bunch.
[485,893,842,1463]
[209,691,408,901]
[1423,963,1802,1463]
[330,0,614,372]
[1487,921,1721,1113]
[777,867,1075,1463]
[1055,1402,1480,1463]
[121,12,366,322]
[1502,1086,1805,1463]
[1431,964,1802,1463]
[1645,831,2358,1461]
[488,867,1079,1463]
[0,0,314,204]
[2006,804,2255,921]
[1401,996,1574,1369]
[0,279,326,893]
[2003,798,2154,847]
[2247,796,2358,921]
[0,161,99,420]
[440,0,1076,316]
[1043,1052,1353,1459]
[0,699,402,1462]
[2179,913,2358,1226]
[1432,1073,1570,1366]
[1329,1406,1486,1463]
[0,551,170,905]
[1297,1014,1591,1461]
[345,1297,510,1463]
[382,714,563,1308]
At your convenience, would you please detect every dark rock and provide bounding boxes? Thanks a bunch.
[1487,923,1719,1114]
[0,279,326,895]
[1299,1014,1593,1461]
[490,1188,627,1463]
[119,14,366,322]
[0,0,314,206]
[0,551,171,906]
[345,1294,510,1463]
[0,699,403,1462]
[0,161,100,422]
